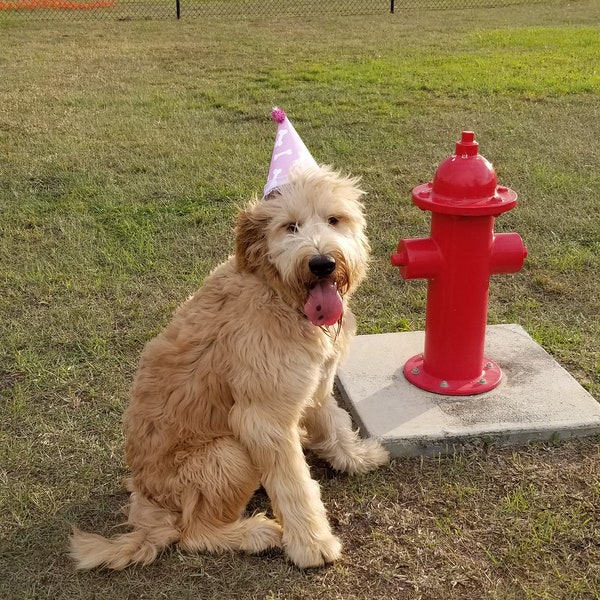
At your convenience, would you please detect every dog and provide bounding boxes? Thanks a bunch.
[70,164,389,570]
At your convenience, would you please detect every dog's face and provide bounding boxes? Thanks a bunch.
[236,166,370,325]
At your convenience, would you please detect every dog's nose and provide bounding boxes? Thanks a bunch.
[309,254,336,278]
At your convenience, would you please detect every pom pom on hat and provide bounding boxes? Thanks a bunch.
[263,107,318,199]
[271,106,286,124]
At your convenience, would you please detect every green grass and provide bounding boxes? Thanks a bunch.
[1,2,600,598]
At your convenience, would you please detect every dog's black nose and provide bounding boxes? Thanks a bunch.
[309,254,336,278]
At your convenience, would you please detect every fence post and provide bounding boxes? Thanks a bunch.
[390,0,394,13]
[176,0,180,18]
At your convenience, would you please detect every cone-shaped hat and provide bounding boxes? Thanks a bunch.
[263,107,318,198]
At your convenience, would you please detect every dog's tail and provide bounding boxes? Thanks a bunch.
[70,489,181,570]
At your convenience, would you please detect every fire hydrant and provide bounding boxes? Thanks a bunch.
[391,131,527,395]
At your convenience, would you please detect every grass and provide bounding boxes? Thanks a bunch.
[0,1,599,598]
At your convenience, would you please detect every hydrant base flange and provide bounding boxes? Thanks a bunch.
[403,354,502,396]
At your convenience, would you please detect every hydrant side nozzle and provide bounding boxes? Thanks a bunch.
[490,232,528,274]
[392,238,443,280]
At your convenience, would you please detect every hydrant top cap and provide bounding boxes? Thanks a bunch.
[412,131,517,216]
[455,130,479,156]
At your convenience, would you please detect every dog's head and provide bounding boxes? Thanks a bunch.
[235,165,369,327]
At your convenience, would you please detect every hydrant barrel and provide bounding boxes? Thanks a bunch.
[424,212,496,383]
[393,131,526,395]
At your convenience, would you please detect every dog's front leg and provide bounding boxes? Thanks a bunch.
[302,363,390,475]
[229,402,341,569]
[303,392,390,475]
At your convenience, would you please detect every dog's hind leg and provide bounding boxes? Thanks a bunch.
[303,387,390,475]
[180,513,283,555]
[177,437,282,555]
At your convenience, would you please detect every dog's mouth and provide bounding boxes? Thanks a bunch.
[304,280,343,326]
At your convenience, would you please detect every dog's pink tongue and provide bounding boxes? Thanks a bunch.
[304,281,343,326]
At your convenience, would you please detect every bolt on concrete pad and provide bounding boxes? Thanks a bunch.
[336,324,600,457]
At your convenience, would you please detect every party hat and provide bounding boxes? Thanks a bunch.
[263,107,318,199]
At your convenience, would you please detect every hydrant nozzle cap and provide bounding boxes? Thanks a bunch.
[456,131,479,157]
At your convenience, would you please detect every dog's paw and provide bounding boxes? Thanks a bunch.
[240,514,283,554]
[283,531,342,569]
[332,437,390,475]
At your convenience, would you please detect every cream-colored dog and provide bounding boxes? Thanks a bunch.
[70,165,389,570]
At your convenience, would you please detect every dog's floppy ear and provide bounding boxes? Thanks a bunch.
[235,204,268,273]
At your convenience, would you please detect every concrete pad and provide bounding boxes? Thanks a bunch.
[336,324,600,457]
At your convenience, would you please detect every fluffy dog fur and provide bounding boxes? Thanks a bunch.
[70,165,389,571]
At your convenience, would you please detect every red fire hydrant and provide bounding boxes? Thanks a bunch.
[391,131,527,395]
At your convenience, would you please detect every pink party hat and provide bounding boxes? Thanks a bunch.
[263,107,318,198]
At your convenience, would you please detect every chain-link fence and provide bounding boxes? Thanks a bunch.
[0,0,549,21]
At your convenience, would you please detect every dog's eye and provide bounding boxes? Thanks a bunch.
[327,216,340,226]
[286,223,299,234]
